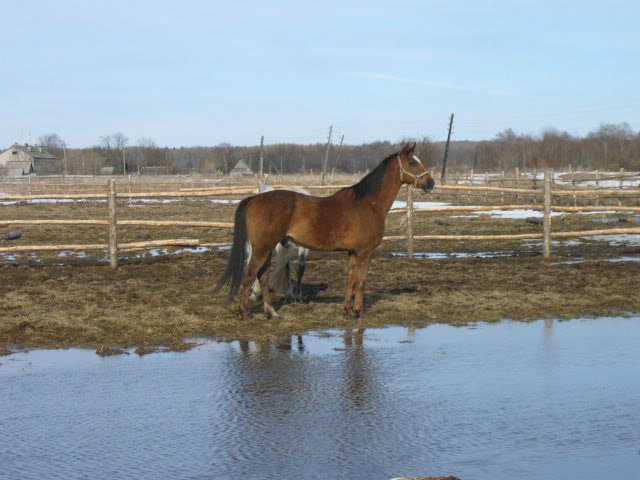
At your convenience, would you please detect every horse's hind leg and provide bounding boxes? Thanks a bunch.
[239,248,273,320]
[294,247,307,302]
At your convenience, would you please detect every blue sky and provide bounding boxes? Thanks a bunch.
[1,0,639,147]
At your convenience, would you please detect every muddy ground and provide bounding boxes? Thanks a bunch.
[1,194,640,354]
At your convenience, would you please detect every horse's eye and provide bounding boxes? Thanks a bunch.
[409,159,418,167]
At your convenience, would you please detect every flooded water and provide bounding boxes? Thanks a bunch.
[2,317,640,480]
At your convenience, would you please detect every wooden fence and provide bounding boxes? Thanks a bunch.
[1,172,640,266]
[392,171,640,258]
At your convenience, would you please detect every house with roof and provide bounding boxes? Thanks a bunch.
[0,143,57,176]
[228,159,253,176]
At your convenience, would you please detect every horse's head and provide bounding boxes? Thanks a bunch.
[397,142,435,193]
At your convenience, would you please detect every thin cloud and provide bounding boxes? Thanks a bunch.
[345,72,517,96]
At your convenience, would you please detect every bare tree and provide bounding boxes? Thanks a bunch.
[112,132,129,151]
[99,132,129,173]
[38,133,64,157]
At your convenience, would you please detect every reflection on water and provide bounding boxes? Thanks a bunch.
[2,318,640,480]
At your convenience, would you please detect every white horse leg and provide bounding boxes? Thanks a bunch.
[294,246,308,301]
[269,242,295,299]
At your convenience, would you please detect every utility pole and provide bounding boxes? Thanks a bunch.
[62,141,68,180]
[335,134,344,170]
[165,148,169,175]
[472,145,479,172]
[258,135,265,188]
[321,125,333,185]
[441,113,454,185]
[122,147,127,176]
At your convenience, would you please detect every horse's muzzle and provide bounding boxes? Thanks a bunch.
[422,178,435,193]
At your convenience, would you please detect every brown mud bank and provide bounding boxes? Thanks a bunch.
[1,249,639,354]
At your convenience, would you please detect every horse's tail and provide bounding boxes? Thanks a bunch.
[216,197,253,298]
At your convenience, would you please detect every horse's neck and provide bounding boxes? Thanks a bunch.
[366,166,403,215]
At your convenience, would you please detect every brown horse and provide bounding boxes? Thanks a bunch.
[216,142,435,320]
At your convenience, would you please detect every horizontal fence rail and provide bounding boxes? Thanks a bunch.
[1,172,639,265]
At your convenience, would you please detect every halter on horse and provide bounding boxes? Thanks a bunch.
[216,142,435,320]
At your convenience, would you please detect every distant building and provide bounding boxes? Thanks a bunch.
[0,143,57,176]
[229,159,253,176]
[140,166,169,176]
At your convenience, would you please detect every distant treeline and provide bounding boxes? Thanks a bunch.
[39,122,640,175]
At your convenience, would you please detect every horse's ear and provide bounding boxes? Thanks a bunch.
[402,142,417,157]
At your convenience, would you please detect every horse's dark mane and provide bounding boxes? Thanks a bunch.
[347,152,397,200]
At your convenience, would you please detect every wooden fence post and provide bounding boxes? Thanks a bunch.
[108,179,118,268]
[543,171,552,258]
[468,168,475,201]
[406,185,414,259]
[570,163,577,206]
[484,172,489,202]
[619,168,624,207]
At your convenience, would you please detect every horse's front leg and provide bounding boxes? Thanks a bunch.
[259,270,278,319]
[343,252,357,316]
[352,251,373,317]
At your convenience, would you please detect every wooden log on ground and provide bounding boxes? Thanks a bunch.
[383,233,545,241]
[0,219,109,226]
[553,187,640,196]
[178,186,259,193]
[388,205,640,215]
[552,206,640,212]
[199,242,233,248]
[117,220,234,228]
[0,238,200,253]
[551,227,640,238]
[0,243,112,252]
[118,239,200,249]
[389,205,543,214]
[122,189,254,198]
[179,184,351,194]
[0,193,107,201]
[383,228,640,243]
[435,185,539,194]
